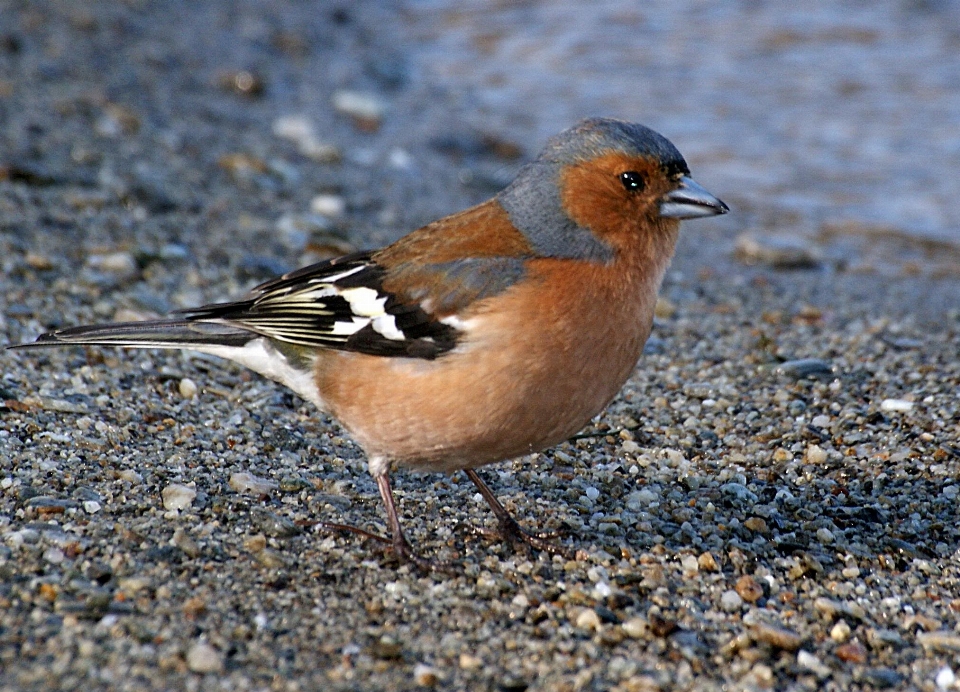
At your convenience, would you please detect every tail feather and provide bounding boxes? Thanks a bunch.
[8,319,256,350]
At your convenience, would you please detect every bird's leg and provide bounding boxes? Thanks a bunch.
[375,474,452,572]
[464,469,570,555]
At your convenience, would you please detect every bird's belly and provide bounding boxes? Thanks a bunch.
[314,327,647,474]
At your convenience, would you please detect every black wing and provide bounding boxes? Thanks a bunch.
[179,252,460,359]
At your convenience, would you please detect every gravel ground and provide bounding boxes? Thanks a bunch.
[2,2,959,691]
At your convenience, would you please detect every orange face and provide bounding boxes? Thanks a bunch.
[558,152,682,250]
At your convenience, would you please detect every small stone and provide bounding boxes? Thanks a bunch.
[680,554,699,574]
[918,630,960,653]
[250,508,299,537]
[86,251,138,278]
[310,194,346,218]
[333,90,386,122]
[622,617,647,639]
[744,517,767,533]
[796,650,830,678]
[814,597,866,621]
[880,398,913,413]
[161,484,196,511]
[413,663,439,687]
[735,233,821,269]
[698,552,719,571]
[229,472,279,496]
[861,668,903,689]
[774,358,833,379]
[576,608,602,631]
[186,641,223,674]
[585,486,600,501]
[835,640,867,663]
[243,534,267,553]
[720,590,743,612]
[805,444,828,464]
[936,666,956,690]
[735,575,764,603]
[178,378,198,399]
[172,528,200,558]
[750,622,802,650]
[43,547,65,564]
[816,528,835,544]
[83,500,101,514]
[830,620,852,642]
[371,635,403,660]
[459,653,482,671]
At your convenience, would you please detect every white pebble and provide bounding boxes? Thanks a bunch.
[178,378,198,399]
[83,500,101,514]
[44,547,65,564]
[811,414,831,428]
[880,398,913,412]
[186,641,223,674]
[720,590,743,612]
[797,650,830,677]
[161,483,196,511]
[86,251,138,277]
[805,444,828,464]
[575,608,601,631]
[229,472,278,496]
[621,440,640,454]
[816,528,835,544]
[681,555,699,574]
[332,90,386,120]
[310,194,346,218]
[593,581,612,599]
[830,620,851,642]
[936,666,956,690]
[585,486,600,501]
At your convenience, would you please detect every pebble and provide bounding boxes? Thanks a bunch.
[698,552,719,571]
[332,90,386,122]
[774,358,833,380]
[186,641,223,674]
[85,251,138,279]
[734,233,821,269]
[735,575,764,603]
[178,378,198,399]
[622,617,647,639]
[796,650,830,678]
[720,590,743,612]
[860,668,904,689]
[918,631,960,653]
[935,666,956,690]
[371,636,403,660]
[83,500,102,514]
[880,398,914,413]
[272,115,341,162]
[250,508,299,538]
[413,663,439,687]
[310,194,346,219]
[459,654,482,671]
[813,597,867,622]
[161,484,196,511]
[830,620,852,642]
[805,444,828,464]
[750,622,802,650]
[575,608,602,631]
[835,640,867,663]
[229,472,279,496]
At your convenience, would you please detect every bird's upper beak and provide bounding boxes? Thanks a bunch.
[660,176,729,219]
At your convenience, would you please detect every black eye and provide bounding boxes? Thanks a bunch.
[619,171,645,192]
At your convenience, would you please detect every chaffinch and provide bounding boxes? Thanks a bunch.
[11,118,727,569]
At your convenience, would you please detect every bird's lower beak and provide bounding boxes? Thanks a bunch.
[660,176,729,219]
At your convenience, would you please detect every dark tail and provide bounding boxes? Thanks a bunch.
[8,319,256,351]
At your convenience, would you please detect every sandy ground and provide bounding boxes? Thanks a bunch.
[1,2,959,690]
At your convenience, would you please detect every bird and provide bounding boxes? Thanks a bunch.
[9,118,728,569]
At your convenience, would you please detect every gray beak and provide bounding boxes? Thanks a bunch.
[660,176,729,219]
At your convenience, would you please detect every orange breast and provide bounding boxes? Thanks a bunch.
[313,250,672,474]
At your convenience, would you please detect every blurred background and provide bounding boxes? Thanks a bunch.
[2,0,958,298]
